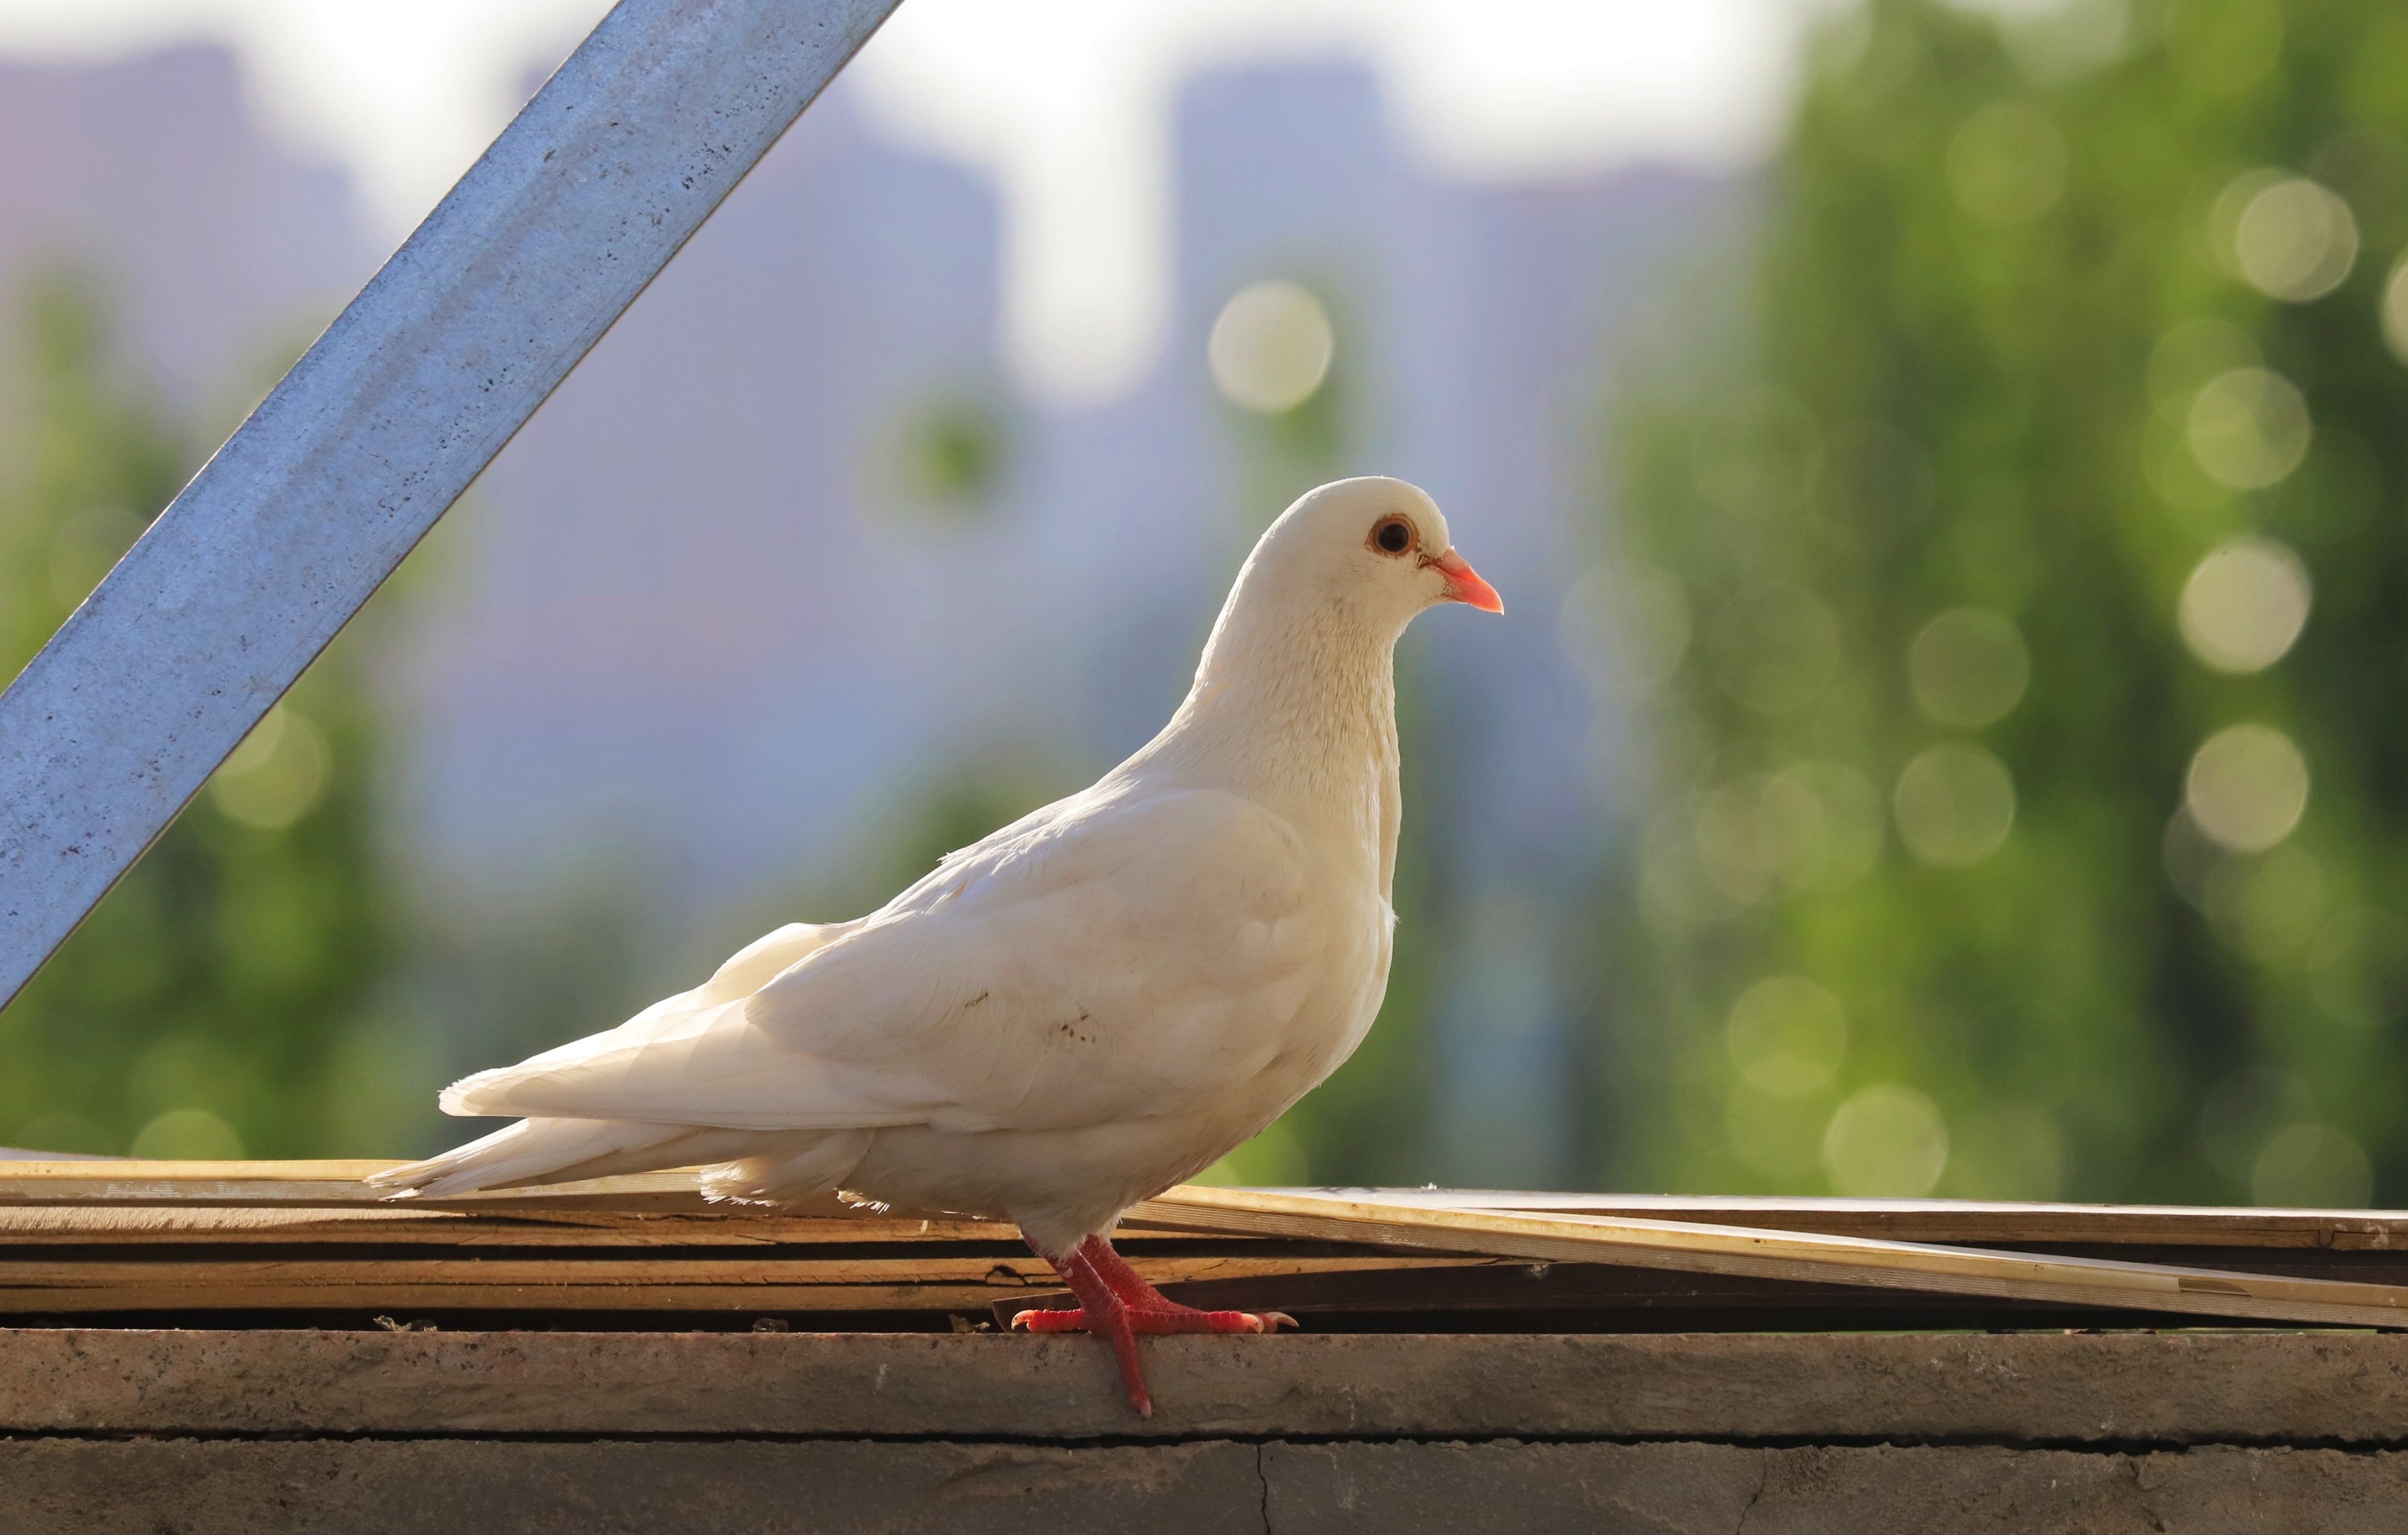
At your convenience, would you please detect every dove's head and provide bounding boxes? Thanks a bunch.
[1237,477,1503,635]
[1161,477,1503,784]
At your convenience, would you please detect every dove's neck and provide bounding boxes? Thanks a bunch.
[1129,593,1405,899]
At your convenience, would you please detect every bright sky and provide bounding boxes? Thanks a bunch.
[0,0,1842,402]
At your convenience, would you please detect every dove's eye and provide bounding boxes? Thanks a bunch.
[1369,516,1416,557]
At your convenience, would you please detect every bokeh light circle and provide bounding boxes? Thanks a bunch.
[2232,178,2359,302]
[1823,1085,1949,1196]
[2382,255,2408,367]
[2185,723,2309,851]
[2186,367,2311,489]
[1207,280,1333,414]
[1895,744,2017,867]
[2177,537,2311,673]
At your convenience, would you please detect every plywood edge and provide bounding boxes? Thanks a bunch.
[1132,1188,2408,1331]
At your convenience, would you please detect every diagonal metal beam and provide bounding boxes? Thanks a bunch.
[0,0,904,1008]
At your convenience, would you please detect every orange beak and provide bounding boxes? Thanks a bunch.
[1430,548,1504,614]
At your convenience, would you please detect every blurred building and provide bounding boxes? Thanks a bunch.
[0,47,375,414]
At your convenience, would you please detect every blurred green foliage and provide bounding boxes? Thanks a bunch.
[0,274,408,1159]
[878,389,1013,518]
[1599,0,2408,1205]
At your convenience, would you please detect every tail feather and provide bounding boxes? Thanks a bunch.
[366,1118,743,1198]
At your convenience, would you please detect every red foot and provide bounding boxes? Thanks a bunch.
[1013,1304,1292,1336]
[1009,1233,1296,1417]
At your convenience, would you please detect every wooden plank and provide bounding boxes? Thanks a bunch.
[1012,1255,2408,1334]
[0,1252,1485,1315]
[1293,1189,2408,1249]
[6,1195,2373,1261]
[10,1163,2408,1334]
[1129,1188,2408,1330]
[0,1162,743,1210]
[0,1205,1016,1246]
[7,1165,2406,1251]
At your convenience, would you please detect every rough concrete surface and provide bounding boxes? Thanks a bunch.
[4,1439,2404,1534]
[7,1328,2408,1444]
[1267,1441,2408,1533]
[7,1330,2407,1531]
[0,1439,1267,1535]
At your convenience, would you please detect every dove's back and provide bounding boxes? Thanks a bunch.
[446,779,1354,1127]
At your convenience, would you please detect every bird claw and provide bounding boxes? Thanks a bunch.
[1009,1306,1085,1333]
[1016,1237,1301,1415]
[1010,1303,1298,1335]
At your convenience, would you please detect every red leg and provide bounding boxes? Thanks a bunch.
[1009,1234,1297,1417]
[1010,1237,1158,1416]
[1078,1234,1297,1333]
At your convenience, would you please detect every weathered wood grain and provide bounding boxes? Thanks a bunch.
[10,1163,2407,1251]
[1132,1187,2408,1330]
[0,1252,1485,1314]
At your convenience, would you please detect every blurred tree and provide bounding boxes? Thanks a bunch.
[0,273,408,1158]
[1600,0,2408,1206]
[873,386,1015,522]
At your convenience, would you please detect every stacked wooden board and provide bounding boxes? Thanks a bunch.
[6,1159,2408,1334]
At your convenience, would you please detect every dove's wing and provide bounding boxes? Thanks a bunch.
[438,917,856,1112]
[442,787,1334,1133]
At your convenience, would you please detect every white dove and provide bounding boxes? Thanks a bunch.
[370,475,1502,1414]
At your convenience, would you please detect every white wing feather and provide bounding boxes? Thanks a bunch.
[442,786,1323,1133]
[438,917,852,1114]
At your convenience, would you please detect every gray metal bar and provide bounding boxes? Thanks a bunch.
[0,0,903,1007]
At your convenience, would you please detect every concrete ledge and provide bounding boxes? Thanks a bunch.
[3,1439,2404,1534]
[3,1328,2405,1444]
